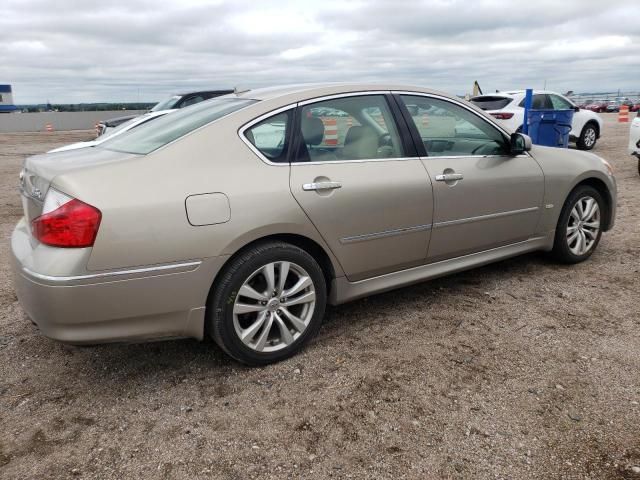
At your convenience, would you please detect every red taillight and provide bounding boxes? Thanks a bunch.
[32,196,101,248]
[490,112,514,120]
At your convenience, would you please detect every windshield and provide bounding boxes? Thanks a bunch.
[101,97,257,155]
[151,95,181,111]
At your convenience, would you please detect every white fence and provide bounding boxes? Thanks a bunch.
[0,111,146,133]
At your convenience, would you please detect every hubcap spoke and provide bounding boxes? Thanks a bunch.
[283,276,312,297]
[262,263,276,294]
[277,261,290,294]
[239,284,268,302]
[273,313,294,345]
[234,302,265,314]
[570,208,580,223]
[567,231,579,245]
[581,198,596,220]
[241,311,268,345]
[583,228,597,240]
[254,314,275,352]
[279,307,307,332]
[283,290,316,307]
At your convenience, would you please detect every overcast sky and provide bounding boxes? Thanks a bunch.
[1,0,639,104]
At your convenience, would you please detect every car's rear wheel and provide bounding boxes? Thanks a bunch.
[208,241,326,366]
[552,185,604,263]
[577,123,598,150]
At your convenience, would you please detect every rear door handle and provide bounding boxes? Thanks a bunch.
[302,181,342,191]
[435,173,464,182]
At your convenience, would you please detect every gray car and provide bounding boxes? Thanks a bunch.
[11,84,617,365]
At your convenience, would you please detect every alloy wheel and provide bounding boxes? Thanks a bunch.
[232,261,316,353]
[583,127,596,148]
[566,196,600,256]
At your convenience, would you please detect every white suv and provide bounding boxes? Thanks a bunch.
[471,90,603,150]
[629,110,640,175]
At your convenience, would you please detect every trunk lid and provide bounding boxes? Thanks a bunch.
[19,147,139,224]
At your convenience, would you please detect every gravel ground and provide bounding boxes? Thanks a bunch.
[1,115,639,480]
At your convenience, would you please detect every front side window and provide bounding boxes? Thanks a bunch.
[400,95,508,157]
[101,97,257,155]
[295,95,404,162]
[549,94,573,110]
[245,111,290,163]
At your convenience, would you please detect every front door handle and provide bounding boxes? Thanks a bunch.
[302,181,342,191]
[435,173,464,182]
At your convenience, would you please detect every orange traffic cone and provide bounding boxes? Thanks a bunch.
[619,105,630,123]
[45,123,53,132]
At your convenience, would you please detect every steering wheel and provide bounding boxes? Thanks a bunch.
[471,142,497,155]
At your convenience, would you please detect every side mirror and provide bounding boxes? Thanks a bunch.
[510,132,532,155]
[574,105,580,112]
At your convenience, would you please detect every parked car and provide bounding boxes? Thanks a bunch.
[12,84,616,365]
[586,100,608,113]
[96,89,233,136]
[470,90,603,150]
[606,101,621,113]
[630,103,640,113]
[49,110,173,153]
[629,110,640,175]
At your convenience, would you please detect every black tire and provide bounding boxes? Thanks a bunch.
[552,185,605,264]
[207,241,327,366]
[576,123,598,150]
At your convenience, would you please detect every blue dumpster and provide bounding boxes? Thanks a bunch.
[526,109,574,148]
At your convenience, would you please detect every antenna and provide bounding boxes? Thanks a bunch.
[234,86,250,95]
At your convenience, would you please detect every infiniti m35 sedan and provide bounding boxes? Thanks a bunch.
[12,84,616,365]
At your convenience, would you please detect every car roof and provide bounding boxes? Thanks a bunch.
[226,82,460,104]
[175,90,234,97]
[473,90,567,99]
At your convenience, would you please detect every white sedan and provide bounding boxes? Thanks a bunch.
[48,110,173,153]
[630,111,640,175]
[471,90,603,150]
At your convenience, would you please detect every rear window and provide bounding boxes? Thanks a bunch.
[470,96,512,110]
[101,98,257,155]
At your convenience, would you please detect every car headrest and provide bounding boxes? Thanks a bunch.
[301,116,325,146]
[343,125,378,160]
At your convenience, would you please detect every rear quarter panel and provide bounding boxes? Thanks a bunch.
[52,109,343,276]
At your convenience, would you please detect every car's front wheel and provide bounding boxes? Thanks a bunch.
[577,123,598,150]
[208,241,326,366]
[552,185,604,263]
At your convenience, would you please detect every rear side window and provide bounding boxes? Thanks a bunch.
[101,98,257,155]
[295,95,404,162]
[245,111,290,163]
[470,96,512,110]
[518,94,551,109]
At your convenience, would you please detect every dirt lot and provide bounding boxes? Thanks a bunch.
[0,115,639,479]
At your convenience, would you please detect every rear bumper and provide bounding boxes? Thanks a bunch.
[11,218,227,344]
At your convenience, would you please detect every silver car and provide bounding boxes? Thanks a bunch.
[11,84,617,365]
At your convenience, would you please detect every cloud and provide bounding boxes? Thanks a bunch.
[0,0,638,103]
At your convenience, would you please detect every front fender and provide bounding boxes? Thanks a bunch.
[529,145,616,234]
